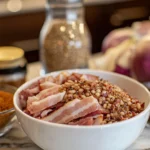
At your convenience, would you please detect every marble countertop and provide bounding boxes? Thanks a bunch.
[0,62,150,150]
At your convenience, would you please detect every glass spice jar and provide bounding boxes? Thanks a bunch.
[0,47,27,87]
[40,0,91,74]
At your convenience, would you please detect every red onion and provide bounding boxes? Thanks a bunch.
[132,21,150,39]
[114,65,131,77]
[102,28,133,52]
[99,39,134,72]
[131,35,150,82]
[114,43,134,77]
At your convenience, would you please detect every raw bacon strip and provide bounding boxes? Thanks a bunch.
[37,85,61,100]
[33,108,53,118]
[27,86,40,95]
[27,96,38,107]
[39,76,55,84]
[40,82,58,90]
[94,115,104,125]
[55,72,70,84]
[52,102,65,110]
[72,73,82,79]
[19,82,40,108]
[85,109,109,118]
[81,74,99,81]
[20,83,39,100]
[68,117,94,126]
[27,85,61,106]
[42,96,100,124]
[23,109,30,115]
[28,92,66,114]
[33,112,41,118]
[66,73,99,82]
[66,74,79,81]
[41,109,53,118]
[20,94,28,108]
[66,73,83,81]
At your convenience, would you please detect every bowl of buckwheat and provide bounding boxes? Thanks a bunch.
[14,69,150,150]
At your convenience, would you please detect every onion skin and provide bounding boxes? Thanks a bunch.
[132,21,150,38]
[131,22,150,82]
[102,36,130,52]
[114,65,131,77]
[132,48,150,82]
[114,40,135,77]
[99,39,134,72]
[102,28,133,52]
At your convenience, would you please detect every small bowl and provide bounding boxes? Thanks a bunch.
[0,84,16,136]
[14,69,150,150]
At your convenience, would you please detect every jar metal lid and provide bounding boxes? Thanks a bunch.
[0,47,26,69]
[0,46,24,62]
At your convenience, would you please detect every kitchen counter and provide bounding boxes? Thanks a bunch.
[0,62,150,150]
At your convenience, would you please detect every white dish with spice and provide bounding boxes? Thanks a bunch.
[14,69,150,150]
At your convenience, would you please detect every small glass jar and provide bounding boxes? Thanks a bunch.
[40,0,91,74]
[0,47,27,87]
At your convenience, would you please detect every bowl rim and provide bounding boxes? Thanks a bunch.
[0,108,15,115]
[14,69,150,129]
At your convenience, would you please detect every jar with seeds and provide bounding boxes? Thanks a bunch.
[40,0,91,74]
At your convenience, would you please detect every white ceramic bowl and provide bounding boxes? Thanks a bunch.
[14,69,150,150]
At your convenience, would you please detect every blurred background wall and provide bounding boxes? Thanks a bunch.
[0,0,150,62]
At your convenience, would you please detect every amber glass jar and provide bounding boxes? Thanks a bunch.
[0,47,27,87]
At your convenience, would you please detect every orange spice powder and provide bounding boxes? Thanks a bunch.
[0,91,14,112]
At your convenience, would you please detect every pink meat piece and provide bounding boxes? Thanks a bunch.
[81,74,99,81]
[52,102,65,110]
[19,82,40,108]
[40,109,53,118]
[33,112,41,118]
[20,94,28,109]
[66,73,99,82]
[23,109,30,115]
[85,109,109,118]
[72,73,82,79]
[27,91,66,114]
[33,102,65,118]
[55,72,70,84]
[40,82,58,90]
[33,108,53,118]
[42,96,100,124]
[27,85,61,106]
[39,76,55,84]
[66,73,89,81]
[94,115,104,125]
[68,117,94,126]
[85,111,101,118]
[29,86,39,94]
[21,84,39,99]
[66,73,80,81]
[39,72,69,86]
